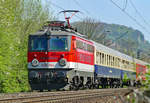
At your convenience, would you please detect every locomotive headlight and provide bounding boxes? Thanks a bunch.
[31,59,39,67]
[59,58,67,66]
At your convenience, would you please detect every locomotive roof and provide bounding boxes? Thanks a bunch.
[30,30,72,36]
[30,28,88,39]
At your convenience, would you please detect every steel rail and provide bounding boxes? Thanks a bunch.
[0,88,134,103]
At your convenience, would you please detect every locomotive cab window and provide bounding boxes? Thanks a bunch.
[29,36,47,51]
[49,36,70,51]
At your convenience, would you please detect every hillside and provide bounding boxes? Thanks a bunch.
[73,21,150,63]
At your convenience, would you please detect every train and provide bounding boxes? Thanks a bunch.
[27,19,149,91]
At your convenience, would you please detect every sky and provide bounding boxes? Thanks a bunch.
[45,0,150,42]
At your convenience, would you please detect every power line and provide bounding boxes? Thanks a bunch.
[129,0,150,28]
[72,0,91,15]
[50,1,84,21]
[109,0,150,35]
[50,1,65,10]
[106,31,129,46]
[123,0,128,11]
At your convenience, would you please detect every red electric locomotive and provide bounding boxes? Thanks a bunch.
[28,11,95,91]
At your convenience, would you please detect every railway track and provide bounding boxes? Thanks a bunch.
[0,88,134,103]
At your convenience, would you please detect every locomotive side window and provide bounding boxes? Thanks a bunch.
[76,40,94,53]
[76,40,83,49]
[87,44,94,52]
[29,37,47,51]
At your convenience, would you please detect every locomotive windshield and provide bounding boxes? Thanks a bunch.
[49,36,69,51]
[29,35,70,51]
[30,37,47,51]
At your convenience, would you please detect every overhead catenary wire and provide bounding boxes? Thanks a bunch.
[109,0,150,35]
[123,0,128,11]
[129,0,150,28]
[72,0,91,15]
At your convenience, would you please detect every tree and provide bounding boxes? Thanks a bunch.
[0,0,53,93]
[73,17,100,39]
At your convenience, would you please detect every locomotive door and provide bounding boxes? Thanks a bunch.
[73,38,79,71]
[75,51,79,70]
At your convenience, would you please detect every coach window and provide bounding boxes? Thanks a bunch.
[99,52,101,64]
[126,61,129,70]
[113,57,115,67]
[109,56,111,66]
[101,53,103,64]
[112,56,114,66]
[122,60,125,69]
[101,53,104,65]
[126,61,128,69]
[106,55,108,65]
[125,61,128,69]
[124,60,126,69]
[105,54,107,65]
[97,52,99,64]
[107,55,109,66]
[96,52,99,64]
[104,54,106,65]
[114,57,116,67]
[103,54,105,65]
[118,58,120,68]
[115,57,118,67]
[108,55,110,66]
[111,56,113,66]
[112,56,113,66]
[115,57,117,67]
[116,58,119,67]
[112,57,114,67]
[118,58,120,67]
[110,56,112,66]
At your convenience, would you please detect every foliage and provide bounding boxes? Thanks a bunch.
[122,73,129,83]
[73,18,100,39]
[0,0,53,93]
